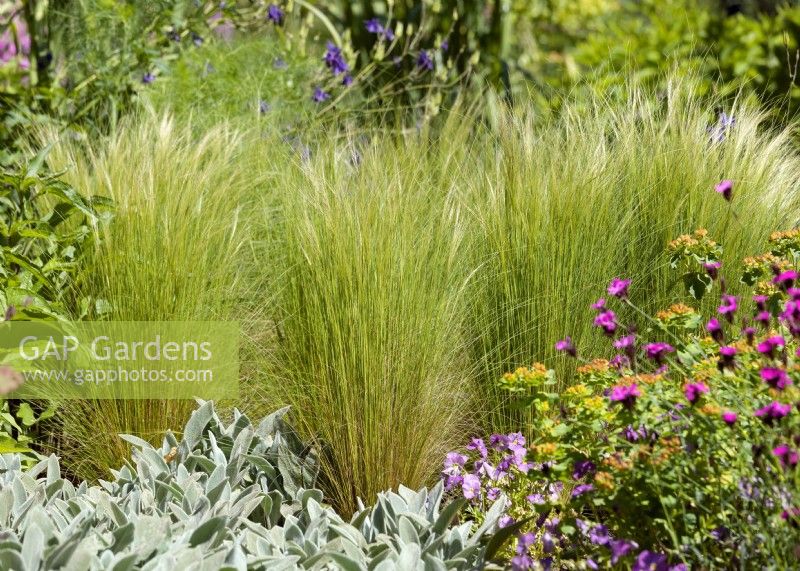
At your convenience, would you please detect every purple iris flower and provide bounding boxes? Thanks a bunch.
[417,50,434,71]
[761,367,791,390]
[714,179,733,201]
[267,4,284,24]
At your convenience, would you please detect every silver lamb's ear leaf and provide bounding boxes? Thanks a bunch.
[118,434,154,450]
[0,549,25,571]
[327,552,367,571]
[182,400,215,450]
[21,522,44,569]
[431,498,466,535]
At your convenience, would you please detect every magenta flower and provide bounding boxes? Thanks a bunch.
[773,444,799,469]
[743,326,756,345]
[706,318,723,343]
[754,294,769,311]
[684,382,709,405]
[593,310,617,336]
[591,298,606,310]
[614,335,635,351]
[644,342,675,364]
[718,346,737,370]
[722,411,737,425]
[760,367,791,390]
[703,261,721,280]
[773,270,798,290]
[608,277,631,299]
[714,179,733,201]
[717,294,738,322]
[555,336,577,357]
[757,335,785,357]
[609,383,641,408]
[755,310,771,327]
[755,401,792,424]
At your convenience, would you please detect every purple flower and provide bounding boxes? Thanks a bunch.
[755,310,772,327]
[258,100,271,114]
[610,354,630,370]
[755,401,792,424]
[722,410,738,425]
[718,346,737,370]
[342,74,353,87]
[591,298,606,310]
[462,473,481,499]
[417,50,434,71]
[633,551,669,571]
[555,336,577,357]
[441,39,449,51]
[703,261,722,280]
[594,310,617,336]
[761,367,792,390]
[644,342,675,364]
[142,72,155,84]
[571,484,594,498]
[757,335,785,357]
[489,434,509,450]
[324,42,349,75]
[273,57,288,69]
[510,554,532,570]
[527,493,545,505]
[444,452,467,469]
[267,4,284,24]
[312,87,330,103]
[773,444,799,468]
[498,514,515,528]
[754,294,769,311]
[486,487,501,501]
[610,539,638,564]
[608,277,631,298]
[365,18,383,33]
[191,32,204,46]
[684,382,709,405]
[718,294,738,321]
[743,326,756,345]
[466,437,488,459]
[572,459,596,480]
[774,270,798,290]
[609,383,641,408]
[715,179,733,201]
[706,318,723,343]
[589,525,611,546]
[614,335,635,353]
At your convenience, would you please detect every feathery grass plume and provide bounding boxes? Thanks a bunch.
[256,128,476,514]
[465,77,800,433]
[39,114,250,481]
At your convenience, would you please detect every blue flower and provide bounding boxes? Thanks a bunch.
[417,50,434,71]
[267,4,284,24]
[142,72,155,84]
[312,87,330,103]
[324,41,349,76]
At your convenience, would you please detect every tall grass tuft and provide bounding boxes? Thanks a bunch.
[466,80,800,432]
[41,115,250,480]
[257,132,475,514]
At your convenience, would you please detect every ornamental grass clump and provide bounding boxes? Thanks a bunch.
[465,78,800,433]
[37,115,250,481]
[444,214,800,568]
[258,133,476,515]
